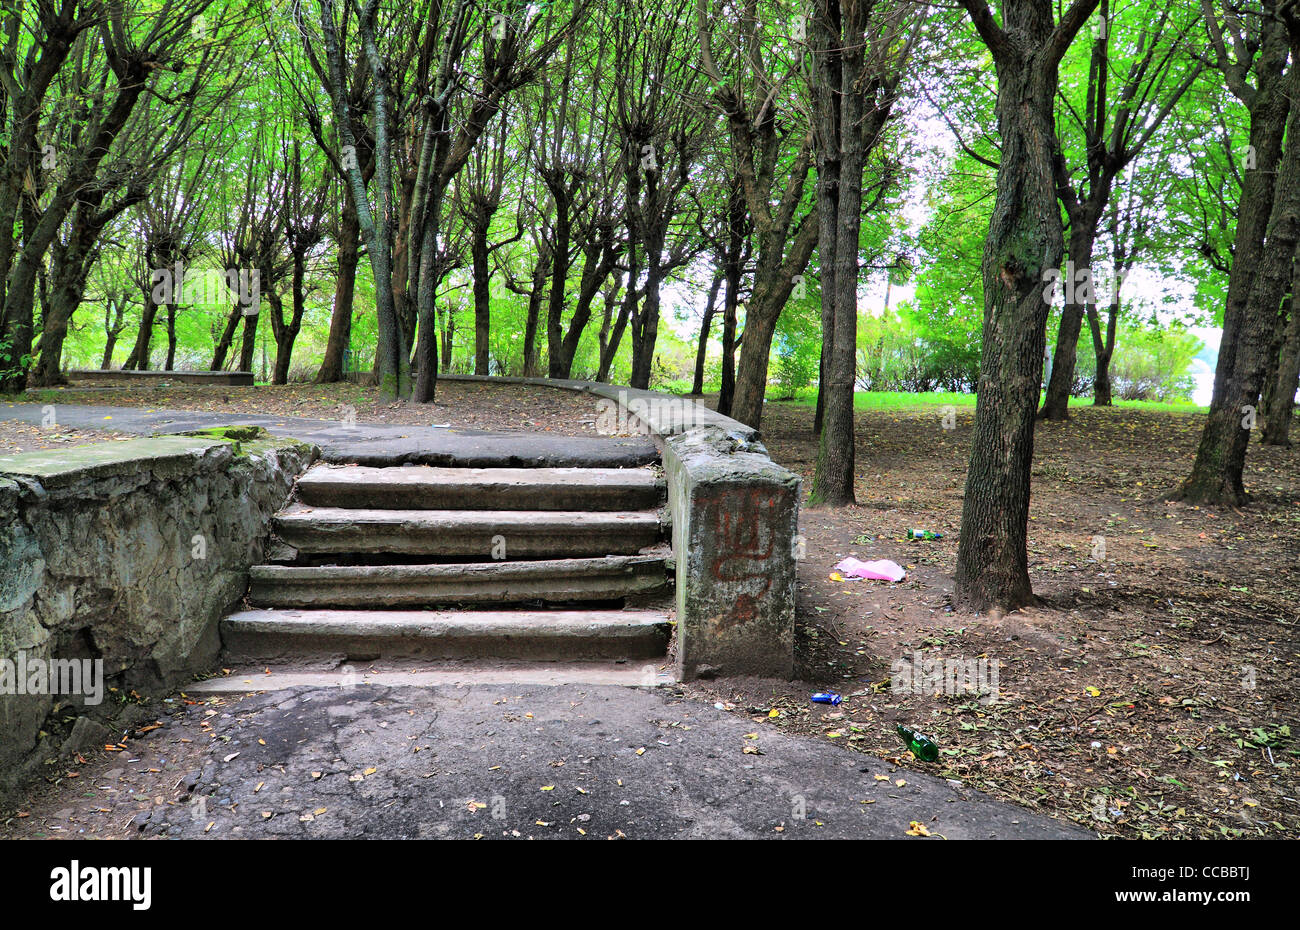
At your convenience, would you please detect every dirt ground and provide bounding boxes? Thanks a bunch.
[20,378,606,437]
[0,420,135,455]
[682,399,1300,839]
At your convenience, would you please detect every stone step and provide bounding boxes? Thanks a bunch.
[295,464,664,511]
[221,608,672,662]
[248,555,670,608]
[186,660,676,693]
[272,505,663,558]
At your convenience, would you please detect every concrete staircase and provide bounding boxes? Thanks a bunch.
[216,463,675,675]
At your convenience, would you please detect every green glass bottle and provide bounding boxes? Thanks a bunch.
[897,724,939,761]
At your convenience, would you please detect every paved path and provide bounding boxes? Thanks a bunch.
[0,403,658,467]
[110,683,1089,840]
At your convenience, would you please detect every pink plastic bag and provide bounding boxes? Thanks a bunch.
[833,556,906,582]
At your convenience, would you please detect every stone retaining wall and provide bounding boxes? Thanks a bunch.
[0,433,314,784]
[68,369,255,386]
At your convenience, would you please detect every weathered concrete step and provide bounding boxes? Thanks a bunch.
[221,608,671,661]
[186,660,676,692]
[296,464,664,511]
[273,505,663,557]
[248,555,670,608]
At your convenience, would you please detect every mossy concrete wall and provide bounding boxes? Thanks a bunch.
[0,434,314,784]
[660,428,799,679]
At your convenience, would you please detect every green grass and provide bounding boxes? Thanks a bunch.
[656,379,1208,415]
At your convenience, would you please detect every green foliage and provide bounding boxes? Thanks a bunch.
[1076,325,1204,402]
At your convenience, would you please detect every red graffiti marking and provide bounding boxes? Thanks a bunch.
[708,488,776,624]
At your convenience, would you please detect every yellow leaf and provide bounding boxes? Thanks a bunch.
[904,820,932,837]
[768,709,780,718]
[541,785,554,791]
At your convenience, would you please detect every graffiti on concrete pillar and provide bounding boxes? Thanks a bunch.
[708,488,776,625]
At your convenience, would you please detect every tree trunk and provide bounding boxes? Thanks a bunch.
[238,305,259,374]
[522,240,551,378]
[441,303,455,373]
[211,299,243,371]
[272,253,308,385]
[1262,286,1300,445]
[124,297,160,371]
[691,273,723,395]
[728,217,818,429]
[1088,296,1118,405]
[716,182,745,417]
[316,199,360,382]
[164,303,178,371]
[1172,48,1298,505]
[1040,213,1103,419]
[809,0,856,506]
[629,262,663,389]
[411,182,446,403]
[952,0,1089,612]
[472,210,492,375]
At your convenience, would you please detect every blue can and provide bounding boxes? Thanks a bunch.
[810,691,842,706]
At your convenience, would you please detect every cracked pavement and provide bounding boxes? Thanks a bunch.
[48,683,1096,840]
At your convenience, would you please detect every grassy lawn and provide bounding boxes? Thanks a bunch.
[660,379,1209,416]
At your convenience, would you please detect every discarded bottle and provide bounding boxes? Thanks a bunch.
[906,528,943,541]
[811,691,843,706]
[897,724,939,761]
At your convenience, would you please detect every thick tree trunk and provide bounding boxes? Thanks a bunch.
[809,0,856,506]
[1172,49,1298,505]
[953,0,1087,612]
